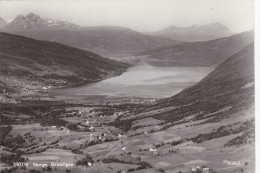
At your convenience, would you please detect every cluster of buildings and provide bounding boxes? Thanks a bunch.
[191,166,210,173]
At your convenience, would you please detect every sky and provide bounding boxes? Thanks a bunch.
[0,0,255,33]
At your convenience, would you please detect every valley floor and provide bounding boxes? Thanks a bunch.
[0,93,255,173]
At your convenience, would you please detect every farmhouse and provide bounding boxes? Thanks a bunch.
[202,167,210,173]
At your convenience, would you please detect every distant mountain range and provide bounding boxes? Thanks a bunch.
[0,32,129,101]
[138,30,254,66]
[0,13,180,57]
[147,23,233,42]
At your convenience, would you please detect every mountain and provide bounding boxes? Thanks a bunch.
[7,26,180,58]
[138,30,254,66]
[0,32,129,103]
[115,42,254,133]
[5,13,80,30]
[154,42,254,121]
[149,23,233,42]
[111,43,254,173]
[0,13,180,57]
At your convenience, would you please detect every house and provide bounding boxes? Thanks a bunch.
[140,144,154,151]
[202,167,210,173]
[144,131,150,136]
[87,162,92,167]
[149,148,158,154]
[90,134,94,140]
[122,146,126,151]
[149,148,156,152]
[191,168,197,173]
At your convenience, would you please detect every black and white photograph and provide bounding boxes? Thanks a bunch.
[0,0,257,173]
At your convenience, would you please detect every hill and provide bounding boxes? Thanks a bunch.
[148,23,232,42]
[114,42,254,131]
[138,31,254,66]
[0,32,129,103]
[154,42,254,121]
[107,43,254,173]
[0,13,180,58]
[125,42,254,127]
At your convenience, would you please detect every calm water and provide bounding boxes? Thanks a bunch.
[53,65,214,98]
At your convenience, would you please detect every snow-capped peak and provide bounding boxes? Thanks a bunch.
[1,12,81,30]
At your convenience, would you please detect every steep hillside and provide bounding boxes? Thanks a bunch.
[138,31,254,66]
[114,42,254,131]
[148,23,232,42]
[0,13,180,57]
[0,32,129,102]
[154,42,254,122]
[106,43,254,173]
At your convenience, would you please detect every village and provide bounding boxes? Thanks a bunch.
[0,97,224,173]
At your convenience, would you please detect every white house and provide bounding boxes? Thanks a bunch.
[87,162,92,167]
[191,168,197,173]
[149,148,157,152]
[144,131,150,136]
[202,168,210,173]
[90,134,93,140]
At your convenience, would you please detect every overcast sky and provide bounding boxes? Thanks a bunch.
[0,0,254,33]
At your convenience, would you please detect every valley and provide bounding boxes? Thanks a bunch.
[0,40,255,173]
[0,9,255,173]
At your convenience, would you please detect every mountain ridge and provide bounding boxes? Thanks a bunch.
[148,22,233,42]
[0,13,181,57]
[0,32,130,103]
[2,13,80,30]
[137,30,254,67]
[154,42,254,122]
